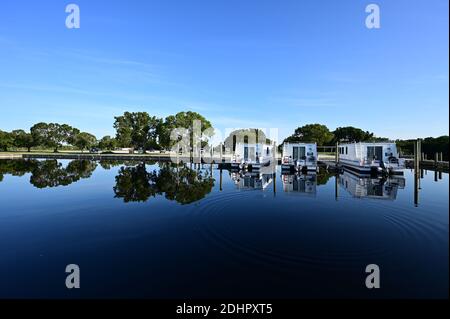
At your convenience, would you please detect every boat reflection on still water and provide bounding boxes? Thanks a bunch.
[0,159,448,298]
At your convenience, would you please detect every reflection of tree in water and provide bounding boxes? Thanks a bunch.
[0,159,97,188]
[156,164,215,204]
[316,169,334,186]
[30,160,97,188]
[99,160,156,170]
[113,163,158,202]
[113,162,215,204]
[0,159,39,181]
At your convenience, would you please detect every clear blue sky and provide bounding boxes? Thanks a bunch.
[0,0,448,141]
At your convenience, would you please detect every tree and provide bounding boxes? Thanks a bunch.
[114,112,161,150]
[396,135,449,160]
[223,129,269,152]
[283,124,334,146]
[11,130,36,152]
[158,111,213,150]
[30,122,79,152]
[98,135,117,151]
[332,126,374,143]
[73,132,97,151]
[367,136,390,142]
[0,130,13,151]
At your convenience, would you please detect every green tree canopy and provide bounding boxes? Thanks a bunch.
[396,136,449,160]
[0,130,13,151]
[283,124,334,146]
[30,122,79,152]
[114,112,161,150]
[73,132,97,151]
[332,126,374,143]
[223,128,270,152]
[158,111,213,150]
[98,135,117,150]
[11,130,36,152]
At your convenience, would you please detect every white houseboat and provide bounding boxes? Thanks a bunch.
[281,143,318,172]
[338,142,405,175]
[231,142,274,171]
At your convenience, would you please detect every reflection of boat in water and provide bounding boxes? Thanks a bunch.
[339,170,405,200]
[230,170,274,190]
[281,173,317,196]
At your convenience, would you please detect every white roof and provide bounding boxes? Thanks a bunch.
[339,142,395,146]
[284,142,317,145]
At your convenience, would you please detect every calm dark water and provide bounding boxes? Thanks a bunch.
[0,159,448,299]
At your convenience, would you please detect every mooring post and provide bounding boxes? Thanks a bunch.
[435,152,438,166]
[439,152,443,162]
[413,140,417,170]
[220,142,223,162]
[335,142,339,164]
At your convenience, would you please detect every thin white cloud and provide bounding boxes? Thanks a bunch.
[272,97,339,108]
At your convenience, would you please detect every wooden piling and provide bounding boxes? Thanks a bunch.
[413,140,418,169]
[335,142,339,164]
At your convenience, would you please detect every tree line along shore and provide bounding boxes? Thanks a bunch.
[0,111,448,161]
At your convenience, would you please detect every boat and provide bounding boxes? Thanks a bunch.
[281,142,318,172]
[230,142,273,171]
[338,142,405,175]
